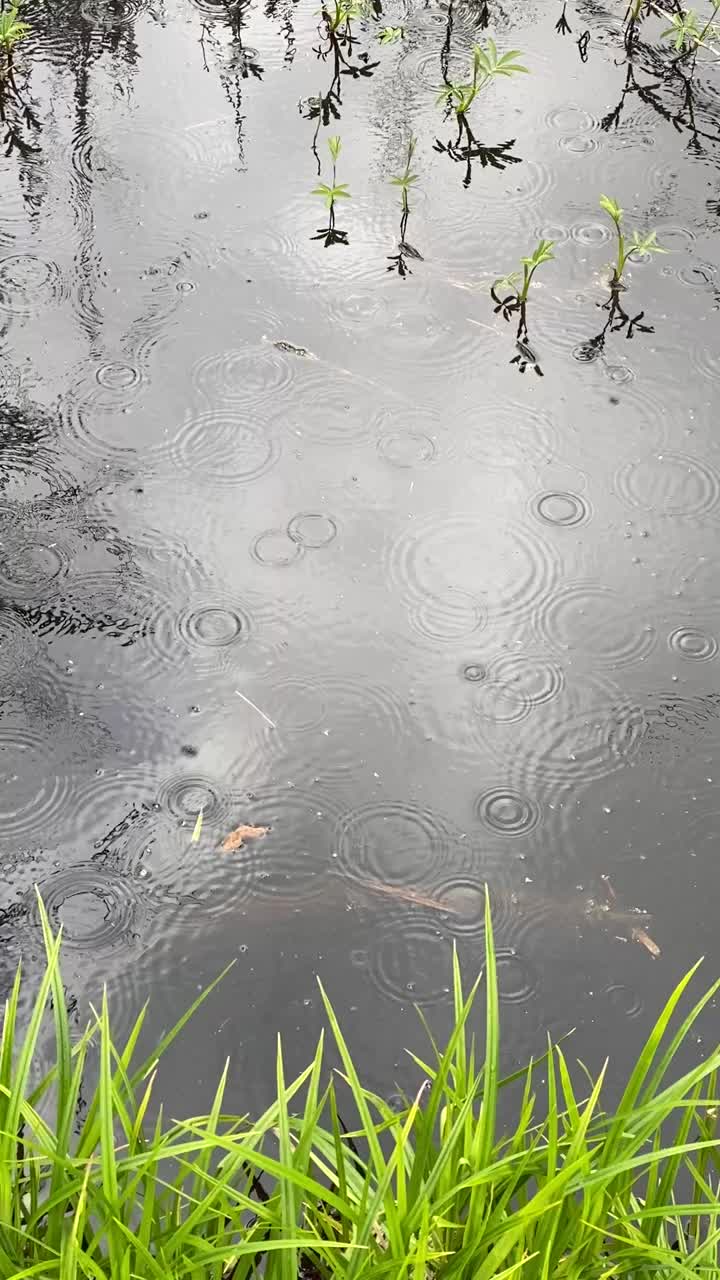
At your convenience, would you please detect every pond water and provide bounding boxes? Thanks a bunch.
[1,0,719,1110]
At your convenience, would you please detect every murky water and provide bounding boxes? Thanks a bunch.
[1,0,719,1108]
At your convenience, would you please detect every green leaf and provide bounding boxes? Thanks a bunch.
[630,228,667,256]
[600,193,623,224]
[379,25,404,42]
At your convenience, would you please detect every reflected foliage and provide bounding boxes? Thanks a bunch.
[575,279,654,364]
[304,0,378,169]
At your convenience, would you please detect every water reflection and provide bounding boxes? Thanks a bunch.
[1,0,720,1106]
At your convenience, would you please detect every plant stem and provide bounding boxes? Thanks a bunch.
[616,226,626,282]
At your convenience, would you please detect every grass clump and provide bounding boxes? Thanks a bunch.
[3,893,720,1278]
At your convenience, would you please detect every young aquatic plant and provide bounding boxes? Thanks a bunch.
[387,135,423,276]
[0,1,30,55]
[434,38,527,185]
[659,1,720,55]
[0,0,39,157]
[437,38,527,120]
[390,134,418,215]
[599,193,666,287]
[491,238,555,309]
[490,240,554,376]
[315,0,367,46]
[311,134,351,245]
[573,199,661,359]
[378,24,404,42]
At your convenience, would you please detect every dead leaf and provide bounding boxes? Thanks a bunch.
[191,809,204,843]
[221,823,271,852]
[632,926,661,958]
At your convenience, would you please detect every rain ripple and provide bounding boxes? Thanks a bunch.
[364,910,454,1006]
[475,787,541,838]
[0,533,73,602]
[253,670,414,778]
[0,723,74,841]
[335,800,458,889]
[464,400,559,472]
[614,451,720,518]
[386,513,560,633]
[275,363,382,446]
[31,864,146,955]
[668,625,718,662]
[509,688,644,792]
[536,582,657,668]
[484,649,565,708]
[165,410,282,487]
[0,253,66,316]
[192,344,294,411]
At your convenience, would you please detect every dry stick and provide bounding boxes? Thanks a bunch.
[234,690,277,729]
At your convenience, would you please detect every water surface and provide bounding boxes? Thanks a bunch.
[1,0,720,1109]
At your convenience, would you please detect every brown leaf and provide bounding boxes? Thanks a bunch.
[632,926,661,958]
[221,824,271,852]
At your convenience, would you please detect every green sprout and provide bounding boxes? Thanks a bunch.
[659,2,720,53]
[311,135,351,245]
[490,240,554,377]
[435,39,527,185]
[378,24,404,43]
[599,194,666,286]
[0,1,31,53]
[436,38,528,119]
[492,238,555,306]
[322,0,369,37]
[388,137,422,276]
[389,135,418,214]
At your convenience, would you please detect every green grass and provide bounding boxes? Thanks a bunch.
[2,893,720,1278]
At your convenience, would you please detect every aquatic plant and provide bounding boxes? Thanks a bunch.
[436,38,527,122]
[0,0,39,156]
[491,238,555,309]
[572,200,663,359]
[322,0,369,42]
[0,1,30,55]
[389,135,419,216]
[6,893,720,1277]
[490,240,554,376]
[311,134,351,245]
[599,194,666,287]
[378,24,404,43]
[658,1,720,55]
[387,136,423,277]
[434,39,527,185]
